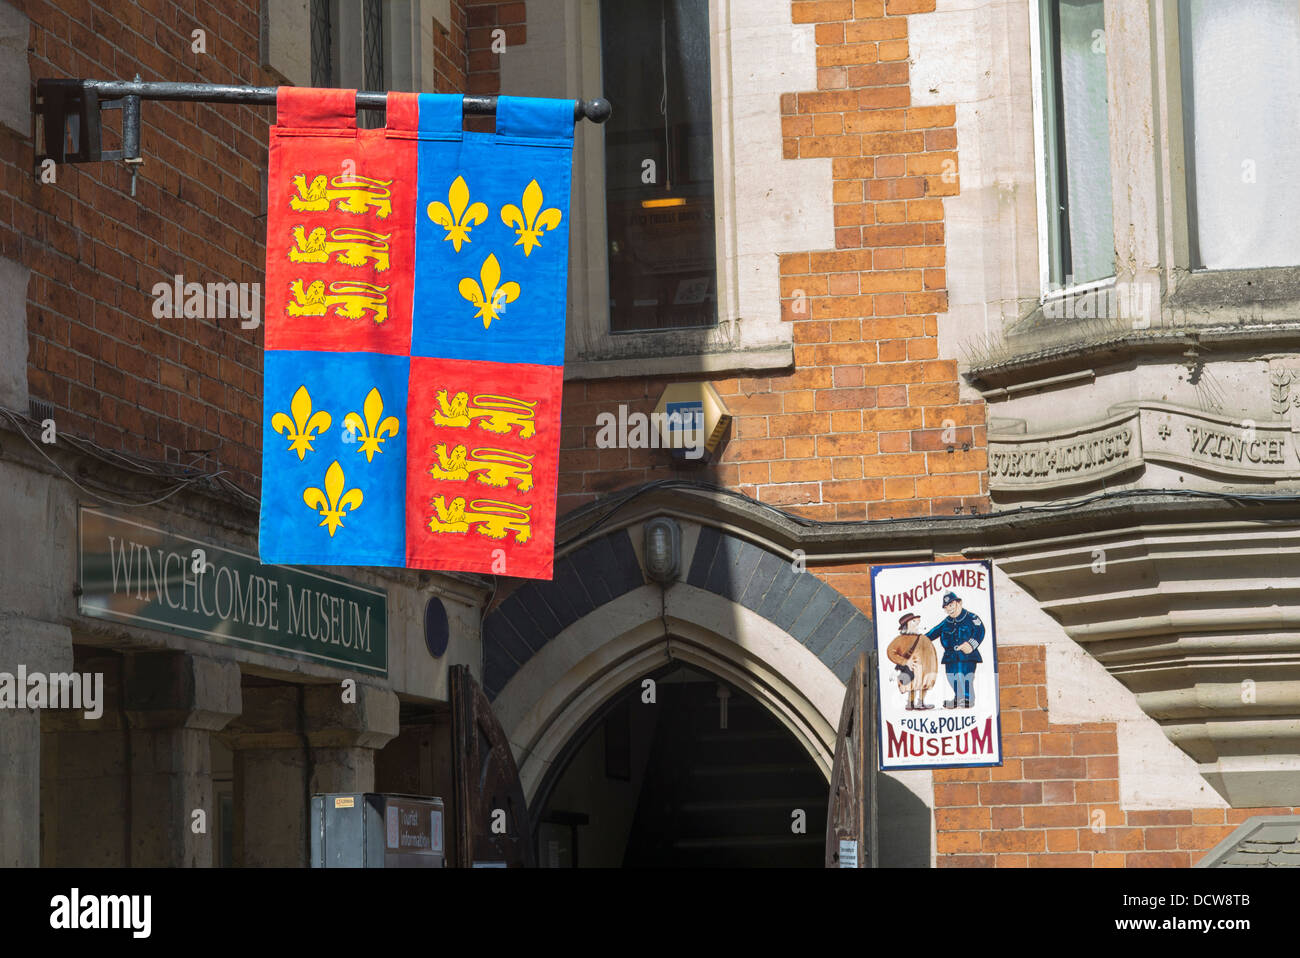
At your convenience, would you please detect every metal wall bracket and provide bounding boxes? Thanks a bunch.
[36,78,611,169]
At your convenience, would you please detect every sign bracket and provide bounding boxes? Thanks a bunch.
[35,77,612,195]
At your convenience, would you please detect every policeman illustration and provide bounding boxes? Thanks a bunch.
[926,591,985,709]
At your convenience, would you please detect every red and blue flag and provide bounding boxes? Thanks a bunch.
[259,88,572,580]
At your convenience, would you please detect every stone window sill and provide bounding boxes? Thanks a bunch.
[564,344,793,382]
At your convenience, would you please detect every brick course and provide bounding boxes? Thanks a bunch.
[934,646,1300,867]
[18,0,268,490]
[464,0,525,112]
[558,0,987,522]
[432,1,470,95]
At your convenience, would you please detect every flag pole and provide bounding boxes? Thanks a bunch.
[36,77,611,169]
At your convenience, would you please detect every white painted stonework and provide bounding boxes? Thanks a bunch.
[710,1,833,352]
[908,0,1042,403]
[993,564,1226,809]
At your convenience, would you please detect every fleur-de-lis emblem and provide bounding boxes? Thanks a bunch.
[427,175,489,252]
[343,388,400,462]
[500,179,562,256]
[459,253,520,329]
[303,460,363,537]
[271,385,332,460]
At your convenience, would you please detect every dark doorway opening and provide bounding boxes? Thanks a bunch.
[533,664,827,867]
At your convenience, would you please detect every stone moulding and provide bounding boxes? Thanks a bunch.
[988,401,1300,493]
[545,484,1300,806]
[988,410,1142,491]
[990,523,1300,808]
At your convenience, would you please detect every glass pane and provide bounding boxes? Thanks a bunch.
[383,0,415,92]
[310,0,332,87]
[600,0,718,332]
[1042,0,1114,287]
[1183,0,1300,270]
[358,0,383,128]
[329,0,366,92]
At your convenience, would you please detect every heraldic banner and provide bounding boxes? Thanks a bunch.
[871,559,1002,771]
[259,88,573,580]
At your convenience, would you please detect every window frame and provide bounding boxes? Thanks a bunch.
[1173,0,1204,272]
[1159,0,1300,299]
[971,0,1300,385]
[598,0,721,336]
[1028,0,1118,305]
[308,0,423,96]
[559,0,795,379]
[270,0,800,378]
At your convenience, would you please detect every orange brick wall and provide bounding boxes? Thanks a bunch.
[19,1,477,497]
[431,1,470,95]
[556,0,988,522]
[934,646,1300,867]
[465,1,525,97]
[17,0,984,520]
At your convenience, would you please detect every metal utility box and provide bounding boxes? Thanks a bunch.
[310,793,445,868]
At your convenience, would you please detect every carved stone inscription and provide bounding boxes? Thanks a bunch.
[1141,404,1294,479]
[990,403,1300,492]
[989,415,1140,491]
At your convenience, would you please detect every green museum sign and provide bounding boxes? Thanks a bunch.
[78,506,387,675]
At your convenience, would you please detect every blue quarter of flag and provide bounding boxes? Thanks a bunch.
[260,350,409,566]
[411,94,574,366]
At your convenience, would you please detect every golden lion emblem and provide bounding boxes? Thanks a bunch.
[289,226,391,270]
[429,443,534,491]
[287,279,389,324]
[432,389,537,438]
[428,496,532,543]
[289,174,393,217]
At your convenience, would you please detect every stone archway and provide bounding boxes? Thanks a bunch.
[483,523,876,802]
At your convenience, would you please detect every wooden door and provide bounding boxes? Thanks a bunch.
[450,665,535,867]
[824,651,878,867]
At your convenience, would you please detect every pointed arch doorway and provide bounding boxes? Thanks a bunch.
[482,519,931,867]
[531,658,830,867]
[483,525,869,867]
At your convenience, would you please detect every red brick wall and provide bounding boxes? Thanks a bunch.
[465,1,525,96]
[18,0,983,519]
[431,1,470,94]
[16,0,267,491]
[557,0,988,522]
[934,646,1300,867]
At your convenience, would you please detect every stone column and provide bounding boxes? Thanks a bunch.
[304,683,400,795]
[223,682,400,867]
[222,685,308,868]
[0,618,72,867]
[123,651,241,867]
[41,653,128,866]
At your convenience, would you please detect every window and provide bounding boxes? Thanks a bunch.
[490,0,796,376]
[1179,0,1300,271]
[311,0,419,127]
[1033,0,1115,291]
[599,0,718,332]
